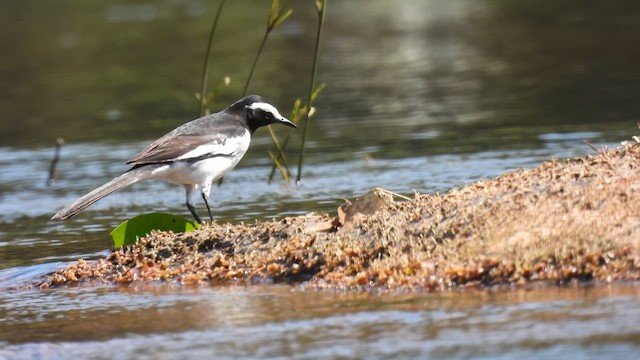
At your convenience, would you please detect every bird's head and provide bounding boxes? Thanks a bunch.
[236,95,296,133]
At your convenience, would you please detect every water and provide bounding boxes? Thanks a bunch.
[1,0,640,358]
[1,285,640,359]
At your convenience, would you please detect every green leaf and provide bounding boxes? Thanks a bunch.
[311,83,326,101]
[268,0,293,29]
[110,213,200,248]
[268,0,282,28]
[273,8,293,27]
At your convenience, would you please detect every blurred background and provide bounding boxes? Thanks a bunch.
[2,1,639,149]
[1,1,640,357]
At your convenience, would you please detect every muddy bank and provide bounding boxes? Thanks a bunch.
[39,138,640,290]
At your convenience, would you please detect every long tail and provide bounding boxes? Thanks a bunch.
[51,165,160,220]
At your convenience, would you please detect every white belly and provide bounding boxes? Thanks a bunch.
[149,155,242,186]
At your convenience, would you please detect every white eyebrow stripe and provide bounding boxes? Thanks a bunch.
[248,102,284,119]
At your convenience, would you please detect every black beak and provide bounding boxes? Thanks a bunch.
[279,117,297,128]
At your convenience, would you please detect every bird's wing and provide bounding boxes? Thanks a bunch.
[127,117,249,166]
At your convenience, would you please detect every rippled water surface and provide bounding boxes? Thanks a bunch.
[2,285,640,359]
[1,0,640,358]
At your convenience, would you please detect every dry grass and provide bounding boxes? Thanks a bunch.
[38,138,640,291]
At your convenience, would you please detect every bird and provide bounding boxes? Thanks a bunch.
[51,95,296,224]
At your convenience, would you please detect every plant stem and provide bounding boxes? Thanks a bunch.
[243,30,270,97]
[268,133,293,182]
[245,1,295,182]
[199,0,226,116]
[296,1,326,182]
[245,11,291,180]
[268,150,288,181]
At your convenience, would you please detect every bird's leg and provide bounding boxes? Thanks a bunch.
[187,202,202,224]
[201,181,214,222]
[185,185,202,224]
[201,193,213,222]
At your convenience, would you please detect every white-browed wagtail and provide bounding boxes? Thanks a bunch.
[51,95,296,223]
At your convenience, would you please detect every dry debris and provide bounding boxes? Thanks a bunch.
[38,139,640,291]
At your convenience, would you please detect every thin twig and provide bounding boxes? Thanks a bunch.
[268,150,288,181]
[269,130,291,176]
[46,138,65,186]
[244,1,294,181]
[199,0,226,116]
[583,139,599,153]
[268,132,293,182]
[243,31,270,97]
[296,0,326,182]
[375,187,412,201]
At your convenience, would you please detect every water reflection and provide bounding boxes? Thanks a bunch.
[1,285,639,358]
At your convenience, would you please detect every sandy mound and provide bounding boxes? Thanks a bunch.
[39,138,640,291]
